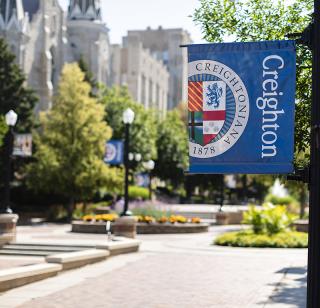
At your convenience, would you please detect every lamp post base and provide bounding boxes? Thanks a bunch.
[0,213,19,247]
[113,216,136,239]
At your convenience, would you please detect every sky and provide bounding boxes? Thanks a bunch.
[58,0,206,44]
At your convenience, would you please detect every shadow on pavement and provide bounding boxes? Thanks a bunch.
[267,266,307,307]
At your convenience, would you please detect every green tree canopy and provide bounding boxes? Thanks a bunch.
[0,38,37,132]
[99,86,157,165]
[0,117,8,148]
[154,110,188,187]
[26,63,123,219]
[193,0,313,161]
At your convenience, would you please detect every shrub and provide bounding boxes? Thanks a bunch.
[129,186,149,200]
[243,206,264,234]
[242,204,297,235]
[214,230,308,248]
[265,194,296,206]
[132,207,171,220]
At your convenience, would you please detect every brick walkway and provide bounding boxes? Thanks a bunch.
[0,225,308,308]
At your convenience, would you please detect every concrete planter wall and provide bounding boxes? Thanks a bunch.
[72,221,209,235]
[136,223,209,234]
[216,211,244,225]
[0,214,19,246]
[292,220,308,233]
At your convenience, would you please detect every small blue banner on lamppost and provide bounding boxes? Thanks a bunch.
[186,40,296,174]
[104,140,124,165]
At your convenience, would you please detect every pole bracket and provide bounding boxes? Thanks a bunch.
[286,166,310,184]
[286,21,314,49]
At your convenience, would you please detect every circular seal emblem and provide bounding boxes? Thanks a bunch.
[188,60,250,158]
[105,143,117,162]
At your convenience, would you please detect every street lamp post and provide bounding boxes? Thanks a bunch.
[1,110,18,214]
[144,160,155,200]
[122,108,135,216]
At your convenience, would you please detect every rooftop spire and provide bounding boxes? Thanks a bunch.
[68,0,101,21]
[0,0,28,32]
[0,0,24,23]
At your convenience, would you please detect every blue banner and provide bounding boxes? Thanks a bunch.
[104,140,123,165]
[187,40,296,174]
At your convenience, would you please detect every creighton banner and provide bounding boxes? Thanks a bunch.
[187,40,296,174]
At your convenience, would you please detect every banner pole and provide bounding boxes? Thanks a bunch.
[307,1,320,306]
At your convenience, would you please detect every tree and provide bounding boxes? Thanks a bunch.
[154,110,188,188]
[99,86,157,165]
[78,56,98,95]
[0,117,8,148]
[26,63,123,220]
[193,0,313,160]
[0,38,37,132]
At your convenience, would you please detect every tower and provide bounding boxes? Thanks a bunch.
[68,0,101,20]
[0,0,29,66]
[67,0,110,85]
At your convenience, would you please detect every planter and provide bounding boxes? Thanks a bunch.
[216,212,229,225]
[71,221,209,235]
[292,219,308,233]
[136,222,209,234]
[0,214,19,247]
[216,211,244,225]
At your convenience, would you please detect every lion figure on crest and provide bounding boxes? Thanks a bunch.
[206,83,223,108]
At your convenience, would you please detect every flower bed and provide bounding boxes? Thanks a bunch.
[71,214,209,234]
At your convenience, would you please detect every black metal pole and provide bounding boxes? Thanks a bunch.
[1,127,13,214]
[122,123,130,216]
[149,173,152,200]
[307,1,320,306]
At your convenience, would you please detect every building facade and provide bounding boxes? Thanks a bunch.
[0,2,187,116]
[0,0,111,113]
[0,0,66,113]
[67,0,110,85]
[125,27,192,109]
[111,36,169,118]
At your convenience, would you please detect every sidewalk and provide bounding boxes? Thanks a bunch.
[0,224,307,308]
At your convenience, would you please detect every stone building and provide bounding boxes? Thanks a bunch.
[0,1,184,116]
[0,0,111,113]
[125,27,192,109]
[0,0,66,113]
[111,37,169,118]
[67,0,110,85]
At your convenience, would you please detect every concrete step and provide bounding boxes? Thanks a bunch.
[0,263,62,292]
[2,244,84,252]
[10,242,94,249]
[46,249,109,270]
[0,250,56,257]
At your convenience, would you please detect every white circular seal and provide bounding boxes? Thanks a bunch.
[105,143,117,162]
[189,60,250,158]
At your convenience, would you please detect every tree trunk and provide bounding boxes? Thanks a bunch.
[82,202,88,215]
[67,197,75,223]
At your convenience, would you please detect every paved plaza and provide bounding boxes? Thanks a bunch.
[0,224,307,308]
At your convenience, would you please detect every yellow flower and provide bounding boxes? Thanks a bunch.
[191,217,201,224]
[158,216,168,224]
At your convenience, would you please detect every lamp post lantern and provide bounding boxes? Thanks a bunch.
[122,108,135,216]
[1,110,18,214]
